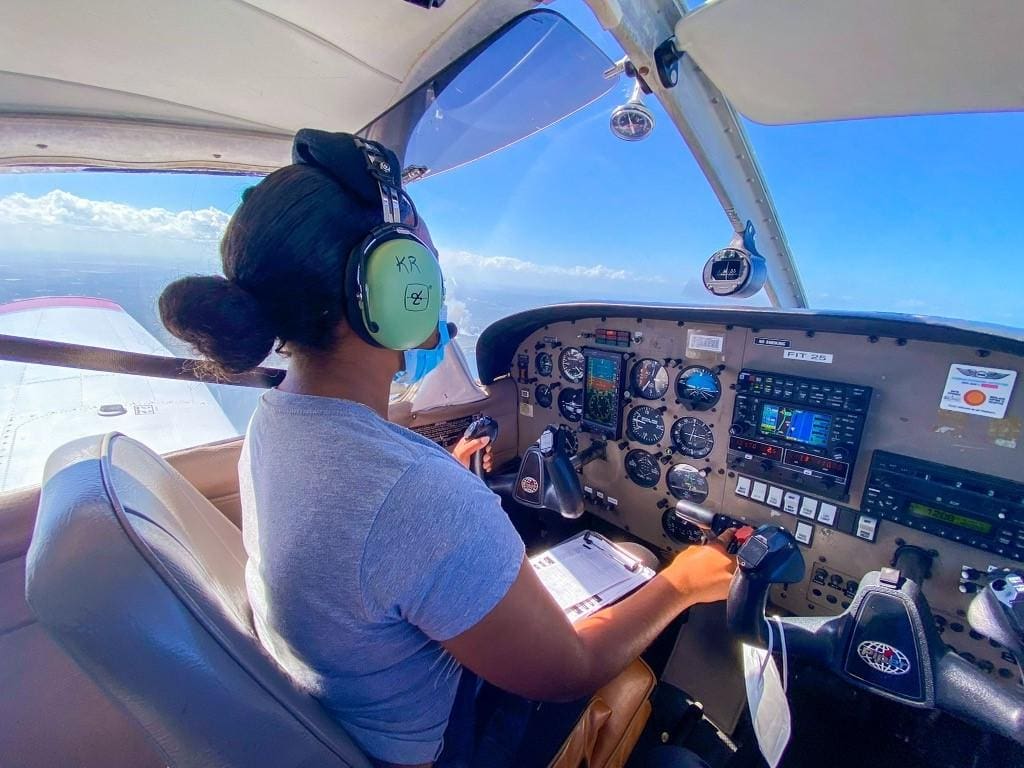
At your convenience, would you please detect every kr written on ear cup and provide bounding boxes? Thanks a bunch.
[346,226,444,350]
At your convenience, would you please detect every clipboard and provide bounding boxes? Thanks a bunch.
[530,530,656,623]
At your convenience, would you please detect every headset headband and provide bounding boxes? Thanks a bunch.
[291,130,417,228]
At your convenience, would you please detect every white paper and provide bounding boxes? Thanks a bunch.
[939,364,1017,419]
[687,332,724,353]
[743,628,792,768]
[531,532,655,623]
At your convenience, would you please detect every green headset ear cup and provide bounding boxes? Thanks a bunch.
[350,230,443,350]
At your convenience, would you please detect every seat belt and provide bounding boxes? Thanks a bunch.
[0,333,285,389]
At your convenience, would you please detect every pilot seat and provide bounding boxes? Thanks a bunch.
[24,433,656,768]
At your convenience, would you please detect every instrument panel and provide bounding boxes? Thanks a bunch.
[507,314,1024,691]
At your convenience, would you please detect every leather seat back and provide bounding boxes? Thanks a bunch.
[25,433,371,768]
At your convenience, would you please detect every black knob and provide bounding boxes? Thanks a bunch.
[958,582,980,594]
[961,567,982,581]
[831,447,851,462]
[535,341,546,350]
[729,422,749,437]
[760,459,773,472]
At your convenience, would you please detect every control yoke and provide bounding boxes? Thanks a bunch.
[463,416,499,480]
[728,525,1024,745]
[485,426,596,519]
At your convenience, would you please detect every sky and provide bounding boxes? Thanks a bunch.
[1,0,1022,336]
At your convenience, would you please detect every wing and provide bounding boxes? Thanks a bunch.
[0,297,240,492]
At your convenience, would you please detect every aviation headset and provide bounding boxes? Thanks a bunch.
[290,129,445,351]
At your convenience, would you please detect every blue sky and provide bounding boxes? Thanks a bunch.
[1,0,1022,332]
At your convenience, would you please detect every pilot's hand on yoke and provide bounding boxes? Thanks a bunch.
[662,528,737,605]
[452,435,493,473]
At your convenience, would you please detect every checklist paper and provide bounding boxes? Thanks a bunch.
[530,531,656,623]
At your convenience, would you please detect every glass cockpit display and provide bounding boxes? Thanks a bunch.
[582,349,624,438]
[758,404,832,448]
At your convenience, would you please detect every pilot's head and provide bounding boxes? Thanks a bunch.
[159,131,451,384]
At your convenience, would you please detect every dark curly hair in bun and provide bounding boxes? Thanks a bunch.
[159,164,378,376]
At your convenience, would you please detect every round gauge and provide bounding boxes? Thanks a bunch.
[559,347,585,383]
[666,463,709,504]
[630,358,669,400]
[558,387,583,422]
[670,417,715,459]
[675,366,722,411]
[557,425,579,457]
[534,383,553,409]
[610,103,655,142]
[626,405,665,445]
[535,351,553,378]
[662,508,705,545]
[624,449,661,488]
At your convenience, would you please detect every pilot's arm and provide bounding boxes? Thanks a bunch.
[444,529,735,702]
[364,450,734,705]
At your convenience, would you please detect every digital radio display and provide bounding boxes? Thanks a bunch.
[759,404,832,448]
[908,502,993,535]
[730,436,783,460]
[783,449,848,480]
[582,349,624,438]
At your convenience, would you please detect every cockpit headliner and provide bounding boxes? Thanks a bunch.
[0,0,533,171]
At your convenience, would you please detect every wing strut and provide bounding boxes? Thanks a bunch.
[586,0,808,309]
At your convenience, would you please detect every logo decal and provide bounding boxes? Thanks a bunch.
[403,283,429,311]
[857,641,911,675]
[956,367,1011,380]
[520,476,539,495]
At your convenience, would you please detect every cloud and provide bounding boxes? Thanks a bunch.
[0,190,229,241]
[440,248,656,283]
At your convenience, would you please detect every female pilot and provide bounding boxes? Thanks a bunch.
[159,130,735,768]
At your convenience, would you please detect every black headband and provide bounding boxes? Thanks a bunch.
[291,129,414,225]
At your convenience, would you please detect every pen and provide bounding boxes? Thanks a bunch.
[584,531,641,573]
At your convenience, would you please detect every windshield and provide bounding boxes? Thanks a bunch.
[744,112,1024,329]
[412,0,1024,378]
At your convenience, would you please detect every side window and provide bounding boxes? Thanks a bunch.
[0,172,262,492]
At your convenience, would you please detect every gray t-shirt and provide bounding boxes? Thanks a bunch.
[239,389,525,765]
